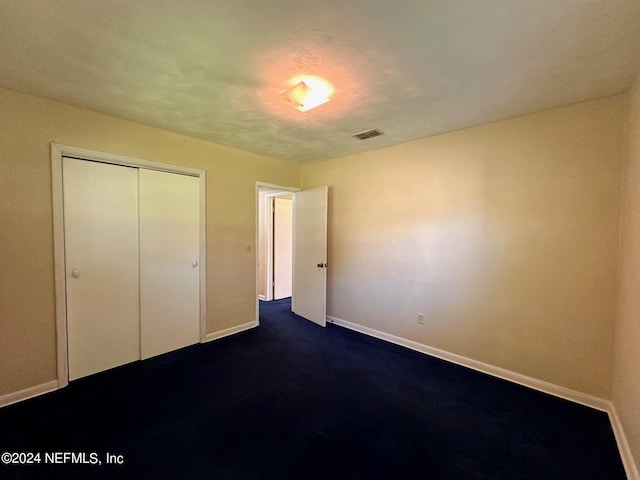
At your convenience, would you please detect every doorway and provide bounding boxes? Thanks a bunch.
[255,183,299,323]
[255,182,328,327]
[258,187,295,301]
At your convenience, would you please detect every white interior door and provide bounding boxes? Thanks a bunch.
[63,158,140,380]
[139,169,200,359]
[273,197,293,300]
[292,186,328,326]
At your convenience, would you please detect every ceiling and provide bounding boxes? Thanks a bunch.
[1,0,639,163]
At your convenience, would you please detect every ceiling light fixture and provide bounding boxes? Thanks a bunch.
[280,77,332,112]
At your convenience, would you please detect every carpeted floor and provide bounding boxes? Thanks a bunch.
[0,298,625,479]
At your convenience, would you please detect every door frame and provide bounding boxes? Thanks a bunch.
[51,143,207,388]
[255,182,300,323]
[264,191,293,301]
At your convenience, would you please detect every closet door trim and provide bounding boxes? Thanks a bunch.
[51,143,207,388]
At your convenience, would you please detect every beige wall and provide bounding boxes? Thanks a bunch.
[0,87,300,397]
[613,72,640,476]
[302,95,625,398]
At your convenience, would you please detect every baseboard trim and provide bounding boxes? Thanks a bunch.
[0,380,59,409]
[608,403,640,480]
[327,315,608,412]
[327,315,640,476]
[1,322,259,409]
[206,321,258,342]
[258,295,266,301]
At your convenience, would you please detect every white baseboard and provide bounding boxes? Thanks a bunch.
[608,403,640,480]
[327,315,640,476]
[327,315,609,411]
[0,380,59,409]
[258,295,266,301]
[2,322,259,409]
[206,320,258,342]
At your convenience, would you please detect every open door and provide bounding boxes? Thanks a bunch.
[292,186,328,327]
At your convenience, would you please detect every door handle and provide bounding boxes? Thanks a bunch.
[192,260,198,268]
[71,268,80,278]
[316,263,328,268]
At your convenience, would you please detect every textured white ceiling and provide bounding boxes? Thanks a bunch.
[1,0,639,162]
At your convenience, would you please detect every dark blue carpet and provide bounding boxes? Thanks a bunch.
[0,298,625,479]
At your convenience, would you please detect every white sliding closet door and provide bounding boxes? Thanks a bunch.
[63,158,140,380]
[139,169,200,359]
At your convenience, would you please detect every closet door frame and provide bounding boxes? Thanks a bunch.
[51,143,207,388]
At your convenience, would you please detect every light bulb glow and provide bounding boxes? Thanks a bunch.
[280,77,332,112]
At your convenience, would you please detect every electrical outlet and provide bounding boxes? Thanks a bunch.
[417,313,425,326]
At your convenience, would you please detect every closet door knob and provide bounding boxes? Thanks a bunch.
[71,268,80,278]
[192,260,198,268]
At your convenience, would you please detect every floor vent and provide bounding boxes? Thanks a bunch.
[353,129,384,140]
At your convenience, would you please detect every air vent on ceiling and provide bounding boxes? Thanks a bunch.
[353,128,384,140]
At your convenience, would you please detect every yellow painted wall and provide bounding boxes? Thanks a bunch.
[613,72,640,476]
[302,95,625,398]
[0,87,300,397]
